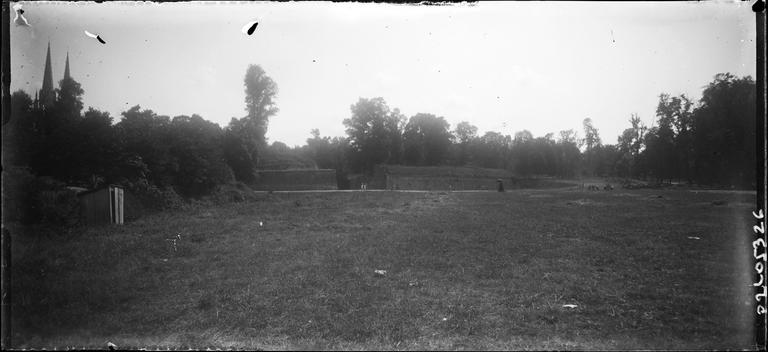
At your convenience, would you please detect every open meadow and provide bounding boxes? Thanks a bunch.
[9,186,758,350]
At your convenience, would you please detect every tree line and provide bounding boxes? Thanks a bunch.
[302,73,755,189]
[5,65,285,200]
[3,67,756,218]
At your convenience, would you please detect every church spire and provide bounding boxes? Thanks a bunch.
[40,42,55,108]
[64,51,71,80]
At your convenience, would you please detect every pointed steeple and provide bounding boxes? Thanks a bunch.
[64,51,71,80]
[40,42,55,108]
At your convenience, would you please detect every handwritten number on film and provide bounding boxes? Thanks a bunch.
[754,209,766,314]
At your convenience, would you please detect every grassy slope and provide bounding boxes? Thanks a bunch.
[9,188,758,350]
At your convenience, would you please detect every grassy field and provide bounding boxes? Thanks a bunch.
[8,186,759,350]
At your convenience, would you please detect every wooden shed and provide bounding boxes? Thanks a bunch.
[77,185,124,225]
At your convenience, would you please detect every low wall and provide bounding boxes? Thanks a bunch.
[371,165,572,191]
[253,169,338,191]
[386,175,499,191]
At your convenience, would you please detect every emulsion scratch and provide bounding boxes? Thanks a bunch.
[84,30,107,44]
[242,20,259,35]
[13,3,31,27]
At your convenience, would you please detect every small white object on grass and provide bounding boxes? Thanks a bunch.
[259,221,263,226]
[687,236,700,240]
[562,304,578,309]
[374,269,387,276]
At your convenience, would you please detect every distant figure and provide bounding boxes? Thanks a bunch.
[360,182,367,191]
[497,179,505,192]
[604,183,614,191]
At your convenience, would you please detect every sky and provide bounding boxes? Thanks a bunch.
[10,1,756,147]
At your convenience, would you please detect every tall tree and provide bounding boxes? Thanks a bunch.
[243,64,279,141]
[30,74,87,182]
[555,130,581,177]
[385,108,407,164]
[115,105,174,187]
[581,118,602,176]
[224,64,279,182]
[616,114,647,178]
[343,97,400,173]
[473,131,511,169]
[54,73,84,122]
[581,118,602,151]
[402,113,452,166]
[167,114,233,196]
[655,93,695,182]
[452,121,478,165]
[75,108,119,187]
[3,91,36,167]
[692,73,756,187]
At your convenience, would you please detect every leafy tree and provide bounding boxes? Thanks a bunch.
[692,73,756,187]
[591,144,621,177]
[243,64,279,141]
[450,121,478,166]
[74,108,119,187]
[224,117,260,183]
[581,118,602,151]
[3,90,36,167]
[115,105,174,187]
[224,64,279,183]
[305,129,338,169]
[402,113,452,166]
[343,97,401,173]
[167,114,233,197]
[385,108,407,165]
[454,121,478,144]
[616,114,647,178]
[581,118,602,176]
[554,131,581,177]
[54,76,85,122]
[513,130,534,146]
[260,141,318,170]
[473,131,511,169]
[29,76,87,182]
[655,94,694,182]
[303,131,354,188]
[558,129,581,148]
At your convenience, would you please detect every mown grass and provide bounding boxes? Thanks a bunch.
[8,187,759,350]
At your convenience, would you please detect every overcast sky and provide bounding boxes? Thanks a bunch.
[10,1,756,147]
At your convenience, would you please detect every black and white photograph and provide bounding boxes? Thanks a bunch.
[2,1,765,350]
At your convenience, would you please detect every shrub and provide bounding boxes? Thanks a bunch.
[33,183,80,227]
[1,169,80,228]
[122,180,185,211]
[209,182,259,204]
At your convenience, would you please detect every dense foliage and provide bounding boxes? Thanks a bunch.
[307,73,756,188]
[2,71,757,225]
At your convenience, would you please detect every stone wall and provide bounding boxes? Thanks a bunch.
[370,165,573,191]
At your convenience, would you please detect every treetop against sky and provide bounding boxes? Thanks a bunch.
[10,1,755,147]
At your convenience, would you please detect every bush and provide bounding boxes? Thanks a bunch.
[2,167,36,223]
[209,182,259,204]
[122,180,185,211]
[33,183,80,227]
[1,168,80,228]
